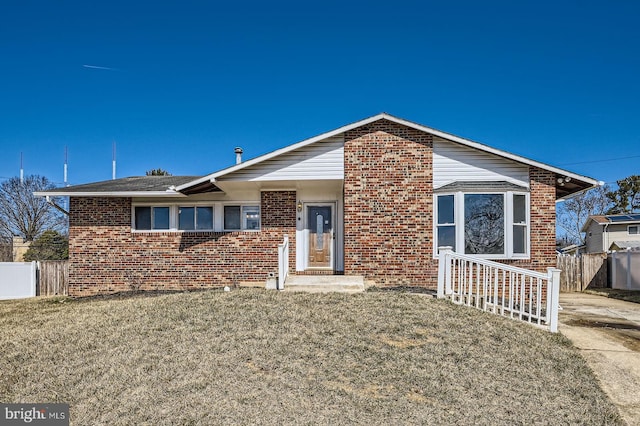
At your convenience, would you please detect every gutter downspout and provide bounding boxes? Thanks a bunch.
[46,196,69,216]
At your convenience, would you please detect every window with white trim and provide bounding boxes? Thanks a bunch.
[179,206,214,230]
[132,203,260,232]
[436,195,456,250]
[435,191,529,258]
[224,205,260,230]
[135,206,170,230]
[629,225,640,235]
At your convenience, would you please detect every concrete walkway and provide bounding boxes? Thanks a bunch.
[559,293,640,425]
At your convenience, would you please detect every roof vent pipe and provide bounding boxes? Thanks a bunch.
[235,147,243,164]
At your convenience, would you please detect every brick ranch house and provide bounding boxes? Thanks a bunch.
[38,113,597,297]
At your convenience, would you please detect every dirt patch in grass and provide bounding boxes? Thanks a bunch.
[584,288,640,304]
[0,290,622,425]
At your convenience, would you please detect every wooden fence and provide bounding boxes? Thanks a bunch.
[557,253,608,292]
[6,254,617,297]
[37,261,69,296]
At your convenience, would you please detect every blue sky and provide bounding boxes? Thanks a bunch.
[1,0,638,187]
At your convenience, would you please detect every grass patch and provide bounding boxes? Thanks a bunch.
[584,288,640,304]
[0,290,622,425]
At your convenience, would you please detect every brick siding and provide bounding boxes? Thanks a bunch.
[67,120,558,295]
[68,191,296,297]
[343,119,438,286]
[343,119,557,288]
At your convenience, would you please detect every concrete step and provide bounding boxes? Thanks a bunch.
[283,275,365,293]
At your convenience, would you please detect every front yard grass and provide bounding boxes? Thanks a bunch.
[0,290,622,425]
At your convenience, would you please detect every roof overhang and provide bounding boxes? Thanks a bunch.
[33,191,188,197]
[176,113,599,199]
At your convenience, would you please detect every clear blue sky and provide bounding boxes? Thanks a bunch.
[1,0,638,187]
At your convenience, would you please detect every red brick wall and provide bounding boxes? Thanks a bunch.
[510,166,556,272]
[342,119,557,288]
[68,191,296,297]
[343,119,437,286]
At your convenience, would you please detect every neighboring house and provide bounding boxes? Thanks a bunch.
[582,214,640,253]
[37,113,597,297]
[557,244,586,256]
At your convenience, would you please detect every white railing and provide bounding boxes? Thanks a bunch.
[277,235,289,290]
[437,247,561,333]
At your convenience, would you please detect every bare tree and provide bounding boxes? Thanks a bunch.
[557,185,610,245]
[0,175,66,241]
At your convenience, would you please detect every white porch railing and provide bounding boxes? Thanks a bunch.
[437,247,561,333]
[277,235,289,290]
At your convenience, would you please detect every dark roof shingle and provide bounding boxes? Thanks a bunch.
[43,176,202,193]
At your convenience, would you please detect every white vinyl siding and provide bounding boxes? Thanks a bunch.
[433,137,529,189]
[220,137,344,182]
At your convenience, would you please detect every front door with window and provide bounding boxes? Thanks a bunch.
[306,205,333,269]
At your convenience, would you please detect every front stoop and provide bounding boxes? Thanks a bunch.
[283,275,365,293]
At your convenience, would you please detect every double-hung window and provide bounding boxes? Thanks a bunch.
[224,205,260,231]
[435,189,529,259]
[629,225,640,235]
[436,195,456,250]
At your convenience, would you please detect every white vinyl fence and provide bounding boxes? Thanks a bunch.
[0,262,37,300]
[609,251,640,290]
[437,248,561,332]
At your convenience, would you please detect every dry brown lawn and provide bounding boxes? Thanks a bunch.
[0,289,622,425]
[585,288,640,304]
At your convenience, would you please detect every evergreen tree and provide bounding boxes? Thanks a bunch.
[606,175,640,214]
[145,169,171,176]
[23,230,69,261]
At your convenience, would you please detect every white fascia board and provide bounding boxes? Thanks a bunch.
[603,220,640,226]
[175,114,387,191]
[386,115,600,187]
[176,112,599,191]
[33,191,187,197]
[174,175,216,191]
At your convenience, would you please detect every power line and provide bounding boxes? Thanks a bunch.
[559,154,640,166]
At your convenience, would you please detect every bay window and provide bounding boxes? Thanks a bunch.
[435,191,529,258]
[436,195,456,250]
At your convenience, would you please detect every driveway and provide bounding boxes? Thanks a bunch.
[559,293,640,425]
